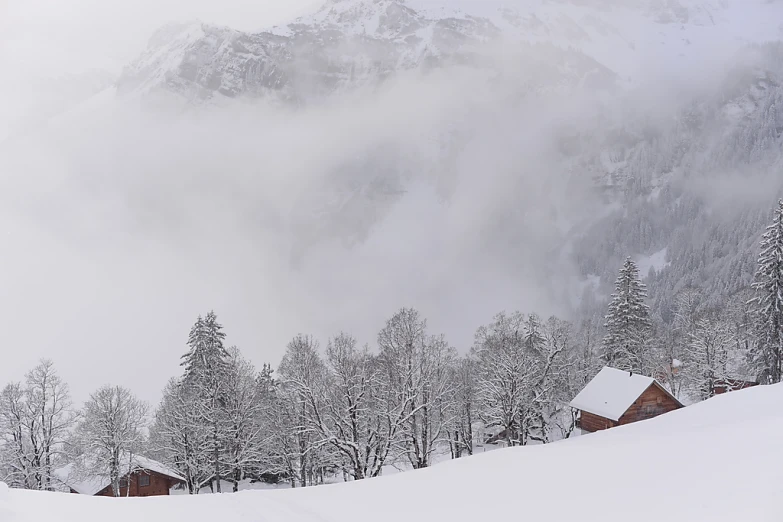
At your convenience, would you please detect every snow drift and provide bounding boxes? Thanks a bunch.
[3,383,783,522]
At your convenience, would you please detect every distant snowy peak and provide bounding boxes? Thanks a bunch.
[286,0,750,40]
[118,22,292,99]
[117,0,508,101]
[117,0,783,102]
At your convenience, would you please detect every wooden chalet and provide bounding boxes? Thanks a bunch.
[570,366,683,433]
[57,455,185,497]
[484,429,510,446]
[713,378,758,395]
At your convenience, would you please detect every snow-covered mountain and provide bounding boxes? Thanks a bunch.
[116,0,783,102]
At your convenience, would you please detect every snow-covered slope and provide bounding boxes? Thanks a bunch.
[116,0,783,102]
[4,383,783,521]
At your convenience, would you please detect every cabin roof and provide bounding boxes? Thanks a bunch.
[54,463,108,496]
[55,455,185,495]
[569,366,681,422]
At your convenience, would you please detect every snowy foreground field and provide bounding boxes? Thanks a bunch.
[3,384,783,522]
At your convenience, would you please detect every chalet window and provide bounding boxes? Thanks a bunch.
[119,478,128,489]
[139,474,151,487]
[641,405,658,416]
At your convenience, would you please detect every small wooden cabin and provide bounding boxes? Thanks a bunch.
[89,468,183,497]
[570,367,683,433]
[59,456,185,497]
[713,378,758,395]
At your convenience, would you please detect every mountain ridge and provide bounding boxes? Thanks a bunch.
[116,0,783,103]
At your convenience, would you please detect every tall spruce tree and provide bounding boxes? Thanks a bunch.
[180,311,230,492]
[602,257,652,374]
[181,311,230,383]
[750,199,783,384]
[523,314,546,355]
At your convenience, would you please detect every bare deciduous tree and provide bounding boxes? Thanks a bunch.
[74,385,148,497]
[0,360,76,490]
[473,312,535,447]
[377,308,456,469]
[149,378,213,494]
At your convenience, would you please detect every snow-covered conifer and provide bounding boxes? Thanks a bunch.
[750,199,783,383]
[180,311,231,492]
[602,257,652,373]
[181,311,230,385]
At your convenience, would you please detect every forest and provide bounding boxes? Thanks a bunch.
[1,198,781,495]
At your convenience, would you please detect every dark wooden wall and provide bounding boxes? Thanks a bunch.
[713,380,758,395]
[578,411,616,433]
[617,384,681,426]
[95,470,178,497]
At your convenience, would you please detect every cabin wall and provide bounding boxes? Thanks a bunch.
[618,384,681,425]
[95,470,176,497]
[578,411,616,433]
[713,380,758,395]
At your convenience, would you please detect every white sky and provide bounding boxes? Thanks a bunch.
[0,0,320,74]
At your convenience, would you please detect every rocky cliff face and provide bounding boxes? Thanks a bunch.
[116,0,736,103]
[117,0,783,104]
[117,1,523,102]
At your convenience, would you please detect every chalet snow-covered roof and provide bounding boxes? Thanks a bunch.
[569,367,677,422]
[132,455,185,483]
[55,455,185,495]
[53,463,107,496]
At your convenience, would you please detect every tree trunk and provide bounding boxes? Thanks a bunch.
[232,465,241,492]
[465,405,473,456]
[214,436,222,493]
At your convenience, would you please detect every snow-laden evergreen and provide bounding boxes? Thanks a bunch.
[751,199,783,383]
[602,258,652,374]
[181,311,230,385]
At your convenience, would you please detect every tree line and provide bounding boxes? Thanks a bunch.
[1,199,781,494]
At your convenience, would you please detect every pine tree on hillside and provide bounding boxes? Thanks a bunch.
[602,257,652,374]
[180,311,230,493]
[181,311,230,384]
[523,313,546,355]
[750,199,783,384]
